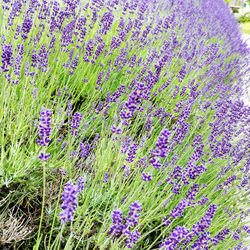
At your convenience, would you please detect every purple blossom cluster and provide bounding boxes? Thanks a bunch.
[1,42,13,73]
[37,107,53,161]
[193,204,217,234]
[109,209,123,236]
[125,143,138,163]
[160,225,192,249]
[170,198,189,219]
[110,201,142,248]
[60,182,78,224]
[79,142,91,158]
[150,128,171,169]
[211,228,231,246]
[141,172,152,181]
[60,177,85,224]
[121,136,131,154]
[186,183,199,200]
[160,204,219,249]
[103,172,109,183]
[71,112,82,136]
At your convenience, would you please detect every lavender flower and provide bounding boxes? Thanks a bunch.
[162,216,171,226]
[198,196,209,206]
[77,177,85,193]
[211,228,230,246]
[21,15,33,40]
[191,232,211,249]
[121,136,131,154]
[109,209,124,236]
[141,172,152,181]
[125,143,138,163]
[192,204,217,234]
[151,128,172,165]
[60,177,85,224]
[110,201,142,248]
[110,124,116,133]
[67,101,72,119]
[125,230,141,249]
[103,172,109,183]
[92,133,100,149]
[79,142,90,158]
[126,201,142,227]
[160,226,191,249]
[1,42,13,72]
[60,182,78,224]
[186,183,199,200]
[71,112,82,135]
[100,12,114,35]
[170,199,188,219]
[37,107,52,161]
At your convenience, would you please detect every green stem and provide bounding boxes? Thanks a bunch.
[35,161,46,249]
[48,175,64,249]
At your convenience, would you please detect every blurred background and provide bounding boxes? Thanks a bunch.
[227,0,250,34]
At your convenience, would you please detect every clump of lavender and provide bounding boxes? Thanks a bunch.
[60,182,78,224]
[192,204,217,236]
[110,201,142,248]
[37,107,52,161]
[71,112,82,136]
[109,209,123,236]
[0,0,249,248]
[60,177,85,224]
[1,42,13,73]
[150,128,172,169]
[125,143,138,163]
[103,172,109,183]
[141,172,152,181]
[160,226,192,249]
[170,198,189,219]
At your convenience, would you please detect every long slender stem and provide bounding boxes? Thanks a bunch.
[35,161,46,249]
[48,176,64,249]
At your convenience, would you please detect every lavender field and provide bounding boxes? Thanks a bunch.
[0,0,250,249]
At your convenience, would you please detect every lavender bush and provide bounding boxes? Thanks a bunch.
[0,0,249,249]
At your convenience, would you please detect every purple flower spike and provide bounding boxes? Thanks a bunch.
[192,204,217,235]
[77,177,85,193]
[60,182,78,224]
[142,172,152,181]
[121,136,131,154]
[71,112,83,135]
[37,107,53,161]
[186,183,199,200]
[162,216,171,226]
[38,152,51,162]
[129,201,142,213]
[160,225,191,249]
[60,177,85,224]
[125,143,138,163]
[126,230,141,249]
[110,201,142,248]
[111,124,116,133]
[103,172,109,183]
[1,42,14,72]
[171,199,188,219]
[37,107,52,147]
[109,209,123,236]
